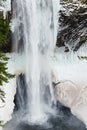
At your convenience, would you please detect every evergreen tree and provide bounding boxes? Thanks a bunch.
[0,16,14,105]
[0,53,14,102]
[0,0,14,127]
[0,15,10,45]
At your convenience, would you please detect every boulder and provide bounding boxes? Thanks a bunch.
[55,81,79,107]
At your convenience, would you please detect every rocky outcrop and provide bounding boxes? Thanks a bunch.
[55,81,79,108]
[55,80,87,127]
[56,0,87,52]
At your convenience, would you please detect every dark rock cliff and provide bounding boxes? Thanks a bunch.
[56,0,87,52]
[0,0,87,52]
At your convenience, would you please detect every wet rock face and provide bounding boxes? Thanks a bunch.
[56,0,87,52]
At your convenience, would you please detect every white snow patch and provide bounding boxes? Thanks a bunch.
[0,53,25,126]
[0,78,16,124]
[52,47,87,127]
[0,0,11,18]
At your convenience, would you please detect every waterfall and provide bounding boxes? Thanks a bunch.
[11,0,60,124]
[2,1,87,129]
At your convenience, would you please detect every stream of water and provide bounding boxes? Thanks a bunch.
[11,0,60,124]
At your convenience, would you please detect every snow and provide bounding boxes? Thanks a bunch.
[52,47,87,127]
[1,46,87,127]
[0,53,25,126]
[0,78,16,124]
[0,0,11,18]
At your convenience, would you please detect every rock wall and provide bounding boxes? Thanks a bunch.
[56,0,87,52]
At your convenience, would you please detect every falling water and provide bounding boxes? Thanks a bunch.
[11,0,60,123]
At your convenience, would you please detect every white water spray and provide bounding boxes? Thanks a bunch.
[12,0,60,123]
